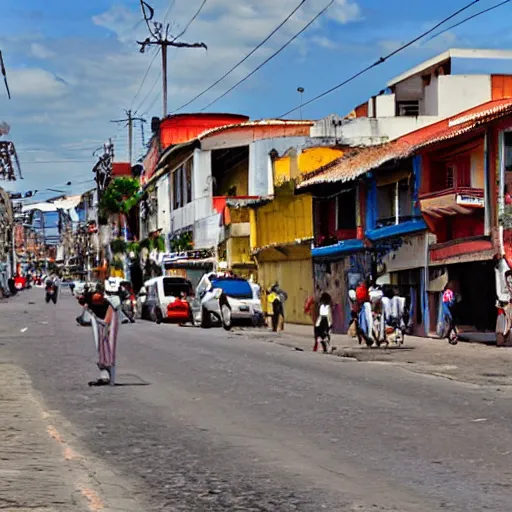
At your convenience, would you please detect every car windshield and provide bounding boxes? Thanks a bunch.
[211,278,253,299]
[163,278,191,297]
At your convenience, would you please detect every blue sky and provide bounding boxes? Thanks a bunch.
[1,0,512,200]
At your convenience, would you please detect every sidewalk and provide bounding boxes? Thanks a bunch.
[0,362,82,512]
[250,323,512,387]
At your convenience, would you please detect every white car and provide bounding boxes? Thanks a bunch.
[191,273,264,330]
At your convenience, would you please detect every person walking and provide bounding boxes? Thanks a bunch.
[442,282,458,345]
[267,284,286,332]
[78,283,121,386]
[313,293,333,353]
[45,278,58,304]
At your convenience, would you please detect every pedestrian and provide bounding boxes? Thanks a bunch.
[45,278,58,304]
[78,283,120,386]
[267,284,285,332]
[442,281,458,345]
[313,293,333,353]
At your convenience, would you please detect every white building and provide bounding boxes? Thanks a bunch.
[312,48,512,146]
[143,119,313,281]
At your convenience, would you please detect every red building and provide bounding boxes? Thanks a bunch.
[141,113,249,185]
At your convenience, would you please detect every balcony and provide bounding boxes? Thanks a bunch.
[419,187,484,217]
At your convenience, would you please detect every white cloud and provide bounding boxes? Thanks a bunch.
[1,0,362,192]
[8,68,68,98]
[30,43,55,60]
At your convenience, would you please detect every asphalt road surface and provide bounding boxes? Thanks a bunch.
[2,289,512,512]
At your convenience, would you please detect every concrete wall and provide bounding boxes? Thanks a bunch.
[249,137,307,196]
[327,116,440,146]
[193,148,212,200]
[156,175,171,236]
[438,75,491,118]
[194,213,221,250]
[375,94,395,117]
[423,75,439,116]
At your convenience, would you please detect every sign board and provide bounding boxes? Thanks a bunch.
[456,194,484,207]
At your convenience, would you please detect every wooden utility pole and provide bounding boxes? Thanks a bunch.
[111,110,146,165]
[137,1,207,117]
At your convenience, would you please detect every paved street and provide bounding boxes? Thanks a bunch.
[2,290,512,511]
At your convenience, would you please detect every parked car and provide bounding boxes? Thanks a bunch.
[191,273,264,330]
[139,276,194,324]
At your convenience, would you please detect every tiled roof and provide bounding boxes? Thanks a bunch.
[298,98,512,188]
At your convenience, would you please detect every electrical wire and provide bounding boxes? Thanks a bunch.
[171,0,208,43]
[163,0,177,22]
[279,0,483,117]
[425,0,511,42]
[200,0,334,111]
[20,160,93,164]
[130,49,160,110]
[171,0,308,113]
[135,70,162,115]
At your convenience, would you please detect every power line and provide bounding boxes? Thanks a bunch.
[172,0,308,113]
[20,160,93,164]
[200,0,334,111]
[135,70,162,114]
[171,0,208,43]
[137,0,208,116]
[130,49,160,110]
[163,0,177,22]
[425,0,511,42]
[279,0,483,117]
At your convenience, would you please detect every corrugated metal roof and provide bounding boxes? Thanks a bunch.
[298,98,512,189]
[196,119,314,140]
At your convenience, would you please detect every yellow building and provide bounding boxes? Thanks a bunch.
[250,147,343,324]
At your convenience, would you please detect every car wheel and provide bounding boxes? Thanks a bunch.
[200,306,211,328]
[221,304,232,331]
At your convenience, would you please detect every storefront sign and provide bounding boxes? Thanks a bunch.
[456,194,484,207]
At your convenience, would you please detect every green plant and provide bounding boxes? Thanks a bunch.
[99,177,141,217]
[127,241,140,256]
[170,231,193,252]
[501,204,512,230]
[110,238,127,254]
[153,235,166,252]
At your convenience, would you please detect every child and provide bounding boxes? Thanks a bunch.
[314,293,333,353]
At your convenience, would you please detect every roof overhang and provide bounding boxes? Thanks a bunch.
[388,48,512,87]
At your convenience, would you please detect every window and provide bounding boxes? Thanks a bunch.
[376,178,413,226]
[336,189,356,230]
[172,160,193,210]
[163,278,192,297]
[431,156,471,192]
[397,100,419,117]
[185,159,192,204]
[505,132,512,172]
[211,278,253,299]
[172,167,182,210]
[446,164,454,188]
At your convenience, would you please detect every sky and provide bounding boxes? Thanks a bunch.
[1,0,512,201]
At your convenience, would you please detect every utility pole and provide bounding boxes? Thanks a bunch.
[137,1,207,117]
[111,110,146,165]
